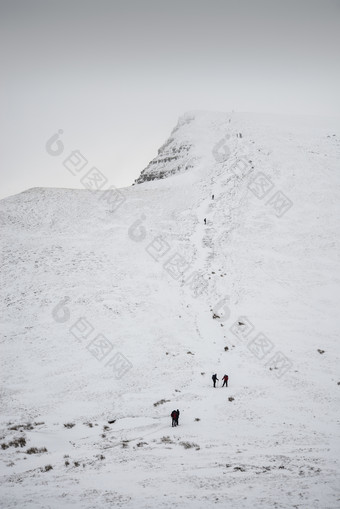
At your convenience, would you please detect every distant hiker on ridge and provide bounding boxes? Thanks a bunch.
[222,374,229,387]
[212,373,219,388]
[204,218,207,225]
[212,194,214,200]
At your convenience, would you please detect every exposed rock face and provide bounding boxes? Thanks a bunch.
[134,113,196,184]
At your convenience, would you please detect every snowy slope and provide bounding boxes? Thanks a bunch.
[0,111,340,508]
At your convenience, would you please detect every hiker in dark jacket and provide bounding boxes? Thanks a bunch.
[171,410,178,427]
[222,374,229,387]
[212,373,219,387]
[204,218,207,225]
[176,409,180,426]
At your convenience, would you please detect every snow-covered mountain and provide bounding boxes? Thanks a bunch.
[1,111,339,508]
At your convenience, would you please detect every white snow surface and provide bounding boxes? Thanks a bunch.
[0,111,340,508]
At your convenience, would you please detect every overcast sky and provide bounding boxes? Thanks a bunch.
[0,0,339,200]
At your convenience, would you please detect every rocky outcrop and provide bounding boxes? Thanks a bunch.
[134,114,196,184]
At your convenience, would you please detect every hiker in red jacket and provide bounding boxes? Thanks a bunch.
[222,374,229,387]
[171,409,179,427]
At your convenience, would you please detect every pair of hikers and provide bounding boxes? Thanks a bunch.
[212,374,229,387]
[171,409,180,427]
